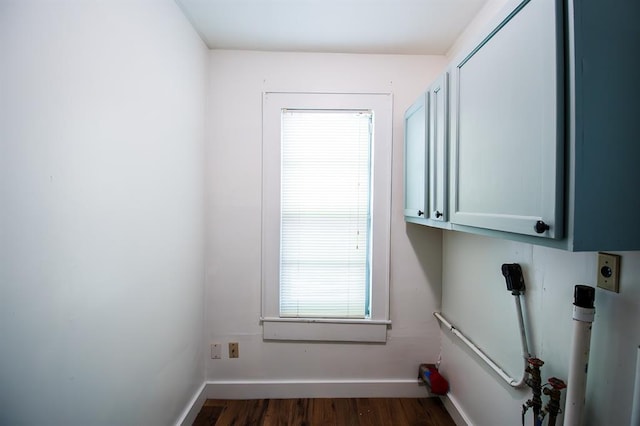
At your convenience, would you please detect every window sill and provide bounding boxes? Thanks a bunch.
[261,317,391,343]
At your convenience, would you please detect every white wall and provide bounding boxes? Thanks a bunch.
[0,1,207,424]
[439,1,640,424]
[441,233,640,426]
[205,50,446,392]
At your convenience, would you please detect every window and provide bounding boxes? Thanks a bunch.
[261,93,392,342]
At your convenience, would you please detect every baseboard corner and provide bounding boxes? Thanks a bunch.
[176,382,207,426]
[441,392,472,426]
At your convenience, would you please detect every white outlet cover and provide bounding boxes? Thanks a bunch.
[211,343,222,359]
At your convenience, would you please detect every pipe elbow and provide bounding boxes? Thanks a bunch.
[511,377,526,388]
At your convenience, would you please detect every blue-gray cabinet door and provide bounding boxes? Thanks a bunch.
[404,93,429,220]
[429,73,448,222]
[450,0,563,239]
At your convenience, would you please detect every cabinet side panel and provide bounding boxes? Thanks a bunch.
[572,0,640,251]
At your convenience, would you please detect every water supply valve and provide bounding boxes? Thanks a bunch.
[525,358,544,399]
[543,377,566,422]
[524,357,544,424]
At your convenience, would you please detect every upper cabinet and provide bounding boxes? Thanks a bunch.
[404,0,640,251]
[404,71,451,229]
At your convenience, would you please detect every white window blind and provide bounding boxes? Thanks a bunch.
[280,110,373,318]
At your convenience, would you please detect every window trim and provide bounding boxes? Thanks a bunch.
[261,92,393,342]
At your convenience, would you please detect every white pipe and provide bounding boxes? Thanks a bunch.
[564,303,595,426]
[434,311,527,387]
[631,346,640,426]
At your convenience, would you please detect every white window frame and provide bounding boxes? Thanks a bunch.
[261,92,393,343]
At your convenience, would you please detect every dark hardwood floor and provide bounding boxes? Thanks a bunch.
[192,397,455,425]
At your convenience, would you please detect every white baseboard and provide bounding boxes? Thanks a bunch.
[176,382,207,426]
[442,392,472,426]
[203,379,430,399]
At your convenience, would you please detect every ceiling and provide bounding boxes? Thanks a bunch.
[176,0,490,55]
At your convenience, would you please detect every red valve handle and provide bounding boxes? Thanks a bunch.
[527,357,545,367]
[547,377,567,390]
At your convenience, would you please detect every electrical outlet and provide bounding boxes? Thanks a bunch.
[211,343,222,359]
[597,252,620,293]
[229,342,239,358]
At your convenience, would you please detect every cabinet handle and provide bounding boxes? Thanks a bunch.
[434,210,443,218]
[418,210,424,216]
[534,220,550,234]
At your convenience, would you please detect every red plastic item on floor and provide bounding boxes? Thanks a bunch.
[419,364,449,395]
